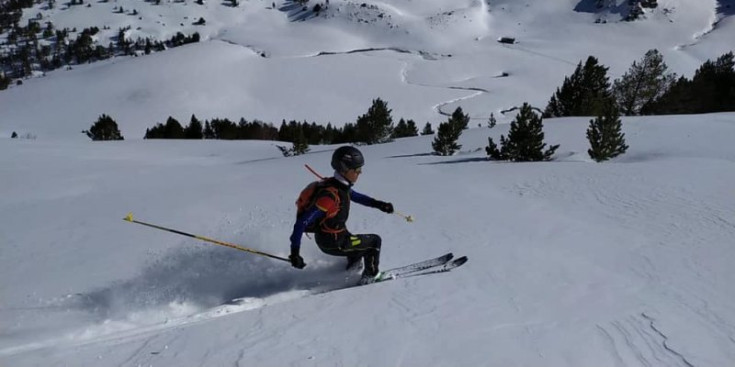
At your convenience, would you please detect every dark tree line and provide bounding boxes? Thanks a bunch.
[278,120,356,145]
[644,52,735,114]
[145,116,279,140]
[538,49,735,162]
[544,50,735,118]
[143,99,425,146]
[0,17,200,89]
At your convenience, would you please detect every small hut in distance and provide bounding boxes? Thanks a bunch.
[497,37,516,44]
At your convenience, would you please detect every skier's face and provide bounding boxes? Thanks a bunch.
[344,167,362,183]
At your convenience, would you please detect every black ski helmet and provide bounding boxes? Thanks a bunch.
[331,146,365,173]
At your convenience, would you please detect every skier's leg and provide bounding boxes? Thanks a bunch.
[316,232,381,275]
[343,234,381,276]
[345,254,363,271]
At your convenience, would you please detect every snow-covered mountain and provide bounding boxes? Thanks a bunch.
[2,0,734,139]
[1,1,735,366]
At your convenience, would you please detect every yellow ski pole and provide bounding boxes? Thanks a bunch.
[394,210,415,222]
[123,213,290,263]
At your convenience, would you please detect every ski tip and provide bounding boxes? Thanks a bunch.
[452,256,468,266]
[123,212,134,222]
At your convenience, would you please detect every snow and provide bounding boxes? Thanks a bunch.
[2,0,735,366]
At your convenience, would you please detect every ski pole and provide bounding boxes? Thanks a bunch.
[394,210,414,222]
[305,164,325,179]
[304,164,415,223]
[123,213,290,263]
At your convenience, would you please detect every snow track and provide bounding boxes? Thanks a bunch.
[597,314,694,367]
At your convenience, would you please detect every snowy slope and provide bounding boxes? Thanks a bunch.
[2,0,735,366]
[3,114,735,366]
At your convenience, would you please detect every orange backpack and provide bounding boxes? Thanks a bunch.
[295,180,340,231]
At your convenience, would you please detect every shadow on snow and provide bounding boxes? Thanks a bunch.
[421,157,490,165]
[386,152,435,159]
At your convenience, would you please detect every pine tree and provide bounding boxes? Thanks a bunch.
[392,118,408,138]
[203,121,215,139]
[544,56,611,117]
[292,127,310,155]
[355,98,394,144]
[587,99,629,162]
[485,136,501,160]
[164,116,184,139]
[642,76,694,115]
[432,122,460,156]
[406,119,418,136]
[487,113,497,128]
[144,123,165,139]
[184,115,204,139]
[450,106,470,131]
[0,73,10,90]
[613,49,675,115]
[645,52,735,114]
[421,122,434,135]
[432,107,469,156]
[689,52,735,113]
[487,103,558,161]
[84,114,124,141]
[392,118,419,138]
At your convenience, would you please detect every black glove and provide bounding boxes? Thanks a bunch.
[374,200,394,214]
[289,249,306,269]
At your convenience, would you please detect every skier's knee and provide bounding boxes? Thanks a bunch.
[372,234,382,249]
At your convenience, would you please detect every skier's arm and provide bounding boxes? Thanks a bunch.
[351,189,394,213]
[290,207,324,251]
[350,189,378,207]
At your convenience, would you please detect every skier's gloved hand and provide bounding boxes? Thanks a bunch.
[289,248,306,269]
[374,200,394,214]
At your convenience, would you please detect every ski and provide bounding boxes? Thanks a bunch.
[398,256,468,279]
[358,253,467,285]
[378,252,454,279]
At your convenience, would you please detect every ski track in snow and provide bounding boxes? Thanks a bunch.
[211,0,527,122]
[676,1,733,50]
[0,289,317,356]
[308,46,499,119]
[596,314,694,367]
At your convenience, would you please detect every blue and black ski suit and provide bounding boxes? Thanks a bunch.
[290,176,387,276]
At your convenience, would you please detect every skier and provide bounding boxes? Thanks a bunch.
[288,146,394,280]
